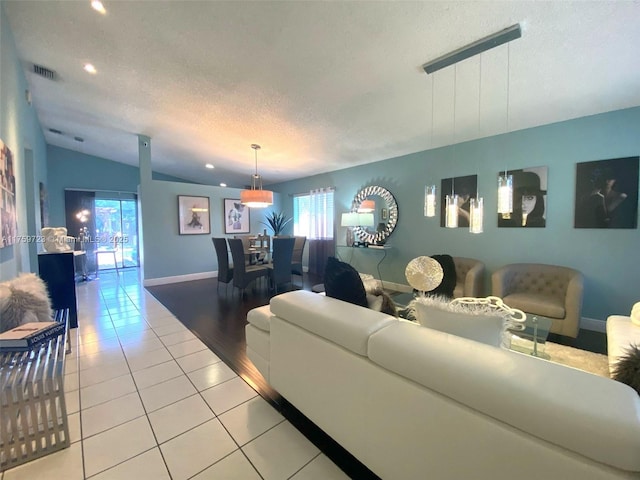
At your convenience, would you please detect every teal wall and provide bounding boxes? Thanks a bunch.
[47,145,198,227]
[138,137,283,280]
[271,107,640,322]
[0,5,48,280]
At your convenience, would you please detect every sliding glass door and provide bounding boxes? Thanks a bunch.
[94,196,139,269]
[65,189,139,272]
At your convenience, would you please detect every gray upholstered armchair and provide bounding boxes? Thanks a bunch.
[452,257,485,298]
[491,263,584,338]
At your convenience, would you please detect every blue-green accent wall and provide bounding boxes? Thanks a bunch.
[271,107,640,321]
[138,138,282,280]
[46,145,198,227]
[0,5,48,280]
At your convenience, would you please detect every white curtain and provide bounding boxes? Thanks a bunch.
[308,187,334,240]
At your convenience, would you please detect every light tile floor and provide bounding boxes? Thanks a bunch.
[1,269,349,480]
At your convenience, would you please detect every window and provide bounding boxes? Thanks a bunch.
[293,188,334,239]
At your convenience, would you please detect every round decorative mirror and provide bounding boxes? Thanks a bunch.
[352,186,398,245]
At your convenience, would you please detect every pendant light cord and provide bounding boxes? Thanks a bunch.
[478,54,482,199]
[452,64,457,197]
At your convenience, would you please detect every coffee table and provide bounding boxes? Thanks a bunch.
[508,314,553,358]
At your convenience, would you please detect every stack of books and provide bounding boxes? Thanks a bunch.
[0,321,66,352]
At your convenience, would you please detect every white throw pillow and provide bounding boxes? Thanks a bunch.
[631,302,640,326]
[409,295,507,347]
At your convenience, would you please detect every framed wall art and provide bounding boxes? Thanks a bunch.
[224,198,250,234]
[1,139,17,248]
[497,166,548,228]
[178,195,210,235]
[574,156,639,229]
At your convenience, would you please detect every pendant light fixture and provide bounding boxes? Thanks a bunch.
[497,171,513,216]
[424,185,437,217]
[424,74,437,217]
[497,43,513,216]
[357,199,375,212]
[469,197,484,233]
[240,144,273,208]
[470,53,484,234]
[421,24,521,227]
[445,66,458,228]
[445,192,459,228]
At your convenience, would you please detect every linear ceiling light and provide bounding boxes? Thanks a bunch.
[422,24,521,75]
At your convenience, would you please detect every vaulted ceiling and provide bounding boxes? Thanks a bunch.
[4,1,640,187]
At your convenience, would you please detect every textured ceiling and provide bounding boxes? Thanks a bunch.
[4,1,640,188]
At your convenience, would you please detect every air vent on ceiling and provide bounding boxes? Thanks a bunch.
[33,64,57,80]
[48,128,63,135]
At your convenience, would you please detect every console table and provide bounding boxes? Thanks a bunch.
[38,252,78,328]
[336,244,391,289]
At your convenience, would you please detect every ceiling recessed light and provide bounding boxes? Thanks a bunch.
[91,1,106,14]
[220,183,227,187]
[205,163,214,169]
[84,63,97,74]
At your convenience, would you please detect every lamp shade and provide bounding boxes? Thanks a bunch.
[240,189,273,208]
[341,212,374,227]
[341,212,360,227]
[358,213,374,227]
[358,199,375,212]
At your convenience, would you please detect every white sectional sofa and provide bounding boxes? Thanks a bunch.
[246,290,640,480]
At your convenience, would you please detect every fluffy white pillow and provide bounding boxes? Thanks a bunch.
[0,273,52,333]
[409,295,507,347]
[631,302,640,326]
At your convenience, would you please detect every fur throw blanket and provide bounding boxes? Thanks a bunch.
[0,273,52,333]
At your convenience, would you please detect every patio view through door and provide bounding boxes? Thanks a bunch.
[94,195,139,270]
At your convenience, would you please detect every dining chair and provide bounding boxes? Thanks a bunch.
[211,237,233,291]
[227,238,269,295]
[234,235,253,265]
[268,237,296,294]
[291,236,307,286]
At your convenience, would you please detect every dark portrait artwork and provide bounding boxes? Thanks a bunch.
[497,166,548,228]
[440,175,478,228]
[574,157,639,229]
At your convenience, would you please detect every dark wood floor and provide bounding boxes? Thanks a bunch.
[147,273,381,480]
[147,273,607,479]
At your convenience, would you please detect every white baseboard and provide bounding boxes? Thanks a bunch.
[581,317,606,333]
[144,271,217,287]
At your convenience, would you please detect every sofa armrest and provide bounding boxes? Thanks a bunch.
[464,261,485,297]
[563,271,584,336]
